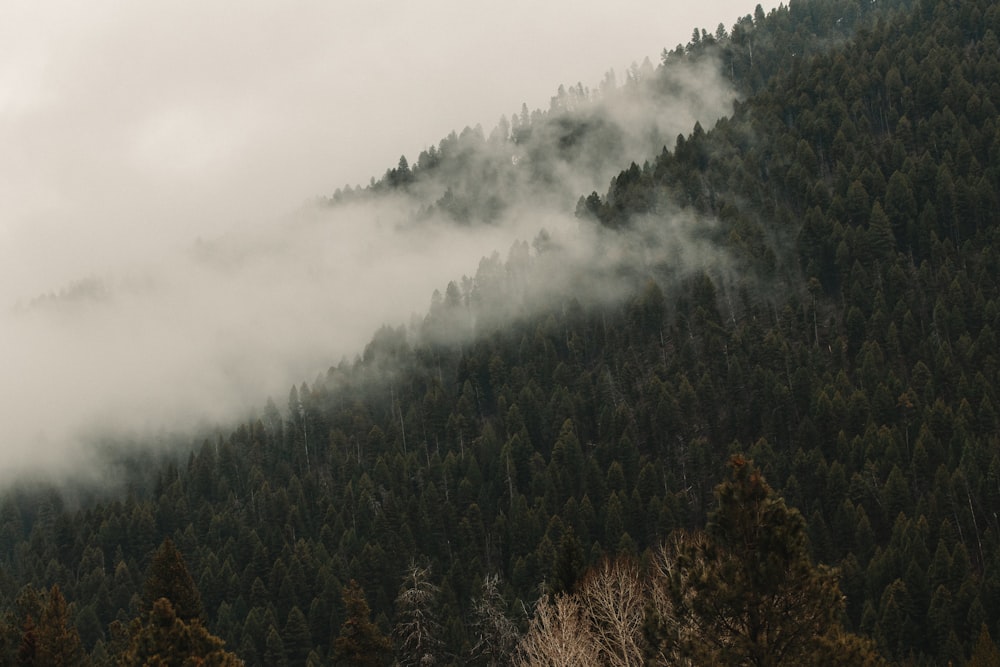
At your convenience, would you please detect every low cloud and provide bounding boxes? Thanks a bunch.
[0,1,774,484]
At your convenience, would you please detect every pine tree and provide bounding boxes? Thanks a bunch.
[143,538,203,623]
[17,614,37,667]
[35,585,89,667]
[282,606,311,666]
[969,624,1000,667]
[118,597,241,666]
[652,456,885,665]
[262,626,287,667]
[331,580,391,667]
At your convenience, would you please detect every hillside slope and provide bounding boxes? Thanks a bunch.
[3,0,1000,664]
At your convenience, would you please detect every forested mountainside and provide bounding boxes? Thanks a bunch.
[328,0,895,226]
[4,0,1000,664]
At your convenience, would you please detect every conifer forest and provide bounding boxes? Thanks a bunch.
[5,0,1000,664]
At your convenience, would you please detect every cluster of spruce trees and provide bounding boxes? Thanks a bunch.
[3,0,1000,664]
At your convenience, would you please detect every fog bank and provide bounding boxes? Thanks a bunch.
[0,1,777,483]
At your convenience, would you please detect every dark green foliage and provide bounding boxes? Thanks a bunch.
[282,606,311,666]
[2,0,1000,664]
[143,539,202,623]
[651,457,883,665]
[118,597,241,667]
[21,585,90,667]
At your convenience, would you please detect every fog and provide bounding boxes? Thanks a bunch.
[1,1,777,482]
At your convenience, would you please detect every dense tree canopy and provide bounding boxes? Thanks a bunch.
[649,457,882,665]
[3,0,1000,664]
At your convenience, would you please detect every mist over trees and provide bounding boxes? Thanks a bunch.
[328,46,739,228]
[4,0,1000,664]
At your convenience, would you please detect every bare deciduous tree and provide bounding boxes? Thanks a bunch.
[470,573,520,666]
[647,531,710,666]
[577,557,646,667]
[515,593,599,667]
[393,563,443,667]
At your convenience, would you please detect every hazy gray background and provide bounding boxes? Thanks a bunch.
[1,1,776,480]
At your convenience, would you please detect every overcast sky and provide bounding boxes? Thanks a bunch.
[0,1,777,479]
[0,1,777,298]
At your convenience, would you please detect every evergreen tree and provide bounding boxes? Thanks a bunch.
[17,614,37,667]
[652,456,884,665]
[263,626,287,667]
[143,539,203,623]
[282,606,311,666]
[35,585,89,667]
[969,624,1000,667]
[118,598,241,666]
[331,580,391,667]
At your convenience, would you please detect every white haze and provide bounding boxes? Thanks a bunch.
[0,1,778,483]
